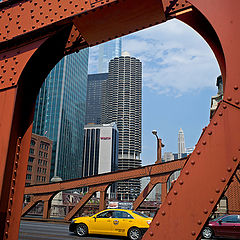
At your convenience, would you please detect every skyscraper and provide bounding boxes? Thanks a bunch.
[85,73,108,124]
[33,49,89,180]
[98,38,122,73]
[178,128,186,159]
[102,52,142,200]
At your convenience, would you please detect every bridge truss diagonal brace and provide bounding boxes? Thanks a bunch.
[143,101,240,240]
[133,174,171,210]
[64,184,109,221]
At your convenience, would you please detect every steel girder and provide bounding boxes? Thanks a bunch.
[0,0,240,239]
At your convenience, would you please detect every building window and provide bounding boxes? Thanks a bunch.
[30,140,36,146]
[27,165,32,171]
[29,148,34,154]
[39,151,43,157]
[26,174,32,180]
[28,157,34,163]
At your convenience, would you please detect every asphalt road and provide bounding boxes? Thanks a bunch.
[19,220,124,240]
[19,220,214,240]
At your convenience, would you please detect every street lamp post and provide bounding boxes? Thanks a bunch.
[152,130,164,163]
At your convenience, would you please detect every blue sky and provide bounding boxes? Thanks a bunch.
[88,19,220,166]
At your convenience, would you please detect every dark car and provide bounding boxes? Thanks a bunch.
[202,215,240,239]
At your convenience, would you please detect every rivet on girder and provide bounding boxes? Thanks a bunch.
[10,198,13,204]
[221,178,226,182]
[227,97,232,101]
[168,201,172,205]
[196,150,201,155]
[202,141,207,145]
[235,100,239,105]
[203,209,208,214]
[191,160,195,165]
[223,104,227,109]
[213,121,217,126]
[156,221,160,226]
[11,187,14,193]
[227,167,232,172]
[8,208,11,214]
[6,220,10,225]
[234,85,238,90]
[197,220,202,225]
[233,157,238,162]
[149,232,154,236]
[179,180,183,185]
[219,112,223,116]
[191,231,196,236]
[173,190,178,195]
[208,131,212,135]
[209,198,214,204]
[161,211,166,216]
[185,170,189,175]
[215,188,220,193]
[12,82,15,85]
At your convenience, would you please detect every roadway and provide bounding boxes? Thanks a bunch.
[19,220,212,240]
[19,220,124,240]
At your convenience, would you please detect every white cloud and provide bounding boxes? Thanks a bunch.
[88,19,221,96]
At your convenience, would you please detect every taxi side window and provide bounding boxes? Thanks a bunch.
[113,211,134,219]
[96,211,113,218]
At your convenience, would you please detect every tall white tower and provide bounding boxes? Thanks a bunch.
[178,128,186,158]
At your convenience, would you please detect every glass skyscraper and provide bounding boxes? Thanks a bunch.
[98,38,122,73]
[33,49,89,180]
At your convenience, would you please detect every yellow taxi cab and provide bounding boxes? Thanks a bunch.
[69,209,152,240]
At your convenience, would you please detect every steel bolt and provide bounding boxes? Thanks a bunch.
[227,167,232,172]
[234,85,238,90]
[235,100,239,105]
[185,170,189,175]
[156,221,160,226]
[168,201,172,205]
[209,198,214,204]
[223,104,227,109]
[179,180,183,185]
[196,150,201,155]
[227,97,232,101]
[233,156,238,161]
[149,232,154,236]
[208,131,212,135]
[197,220,202,225]
[202,141,207,145]
[161,211,166,216]
[213,121,217,126]
[173,190,178,195]
[203,209,208,214]
[191,231,196,236]
[215,188,220,193]
[221,178,226,182]
[219,112,223,116]
[191,160,195,165]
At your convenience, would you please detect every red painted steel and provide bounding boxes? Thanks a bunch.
[0,0,240,239]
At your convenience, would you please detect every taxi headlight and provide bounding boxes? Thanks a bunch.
[71,219,76,223]
[147,220,152,225]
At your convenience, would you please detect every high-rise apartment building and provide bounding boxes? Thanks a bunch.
[85,73,108,124]
[102,52,142,200]
[32,49,89,180]
[98,38,122,73]
[178,128,186,159]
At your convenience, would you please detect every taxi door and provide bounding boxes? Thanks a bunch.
[111,210,134,236]
[89,211,113,235]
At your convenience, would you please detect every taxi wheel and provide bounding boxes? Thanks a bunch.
[128,227,142,240]
[202,227,213,239]
[75,223,88,237]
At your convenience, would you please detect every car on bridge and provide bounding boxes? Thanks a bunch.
[202,214,240,239]
[69,209,152,240]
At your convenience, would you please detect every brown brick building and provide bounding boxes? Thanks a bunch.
[25,133,52,186]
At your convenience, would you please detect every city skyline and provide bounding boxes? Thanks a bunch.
[89,19,220,166]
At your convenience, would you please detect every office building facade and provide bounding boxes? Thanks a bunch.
[33,49,89,180]
[26,134,52,186]
[102,52,142,200]
[82,123,119,198]
[85,73,108,124]
[98,38,122,73]
[178,128,186,159]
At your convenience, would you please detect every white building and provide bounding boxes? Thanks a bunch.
[178,128,186,159]
[82,122,119,198]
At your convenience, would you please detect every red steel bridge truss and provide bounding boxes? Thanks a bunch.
[0,0,240,239]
